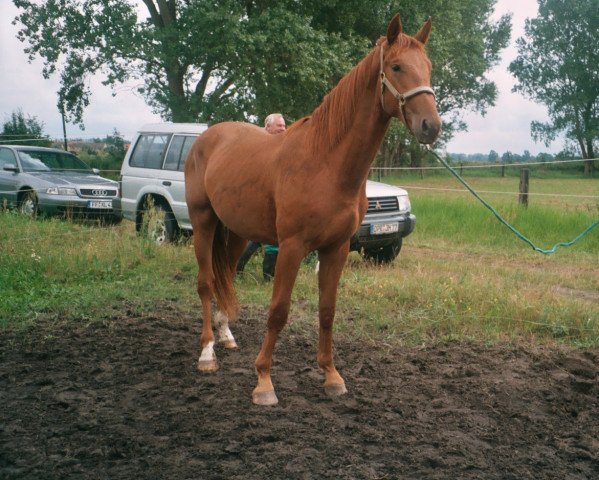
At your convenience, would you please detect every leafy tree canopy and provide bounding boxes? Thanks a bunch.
[13,0,510,139]
[509,0,598,173]
[0,109,52,147]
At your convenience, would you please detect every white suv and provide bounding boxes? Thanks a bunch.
[119,123,207,242]
[119,123,415,263]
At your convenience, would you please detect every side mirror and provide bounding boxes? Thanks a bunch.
[3,164,18,172]
[92,168,100,175]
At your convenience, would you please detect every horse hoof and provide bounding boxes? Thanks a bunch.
[324,382,348,397]
[197,359,218,372]
[252,389,279,406]
[220,340,238,350]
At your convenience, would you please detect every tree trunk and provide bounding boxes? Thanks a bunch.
[584,136,595,177]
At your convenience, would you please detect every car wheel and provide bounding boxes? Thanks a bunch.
[363,239,402,264]
[139,202,179,245]
[18,191,38,217]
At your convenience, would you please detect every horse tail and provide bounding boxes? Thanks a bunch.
[212,220,238,320]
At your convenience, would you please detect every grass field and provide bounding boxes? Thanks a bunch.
[1,174,598,347]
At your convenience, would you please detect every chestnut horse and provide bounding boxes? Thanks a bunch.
[185,14,441,405]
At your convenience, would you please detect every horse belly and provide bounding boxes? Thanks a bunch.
[205,158,277,243]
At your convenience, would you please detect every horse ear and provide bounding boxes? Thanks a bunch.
[386,13,403,44]
[414,17,432,45]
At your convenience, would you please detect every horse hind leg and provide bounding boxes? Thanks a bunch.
[213,311,237,349]
[213,232,247,350]
[191,208,220,372]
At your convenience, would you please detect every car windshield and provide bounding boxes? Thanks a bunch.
[18,150,93,173]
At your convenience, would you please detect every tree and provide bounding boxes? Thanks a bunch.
[13,0,509,141]
[363,0,511,171]
[509,0,598,176]
[13,0,365,126]
[537,152,553,162]
[0,109,52,147]
[105,128,126,163]
[488,149,499,162]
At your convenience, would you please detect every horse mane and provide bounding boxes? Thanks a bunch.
[307,33,421,154]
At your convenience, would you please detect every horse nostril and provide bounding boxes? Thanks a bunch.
[418,118,441,144]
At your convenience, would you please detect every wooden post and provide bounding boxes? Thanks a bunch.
[60,102,68,152]
[519,168,529,207]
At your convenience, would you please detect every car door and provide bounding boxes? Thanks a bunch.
[121,132,171,219]
[0,147,19,208]
[161,134,198,229]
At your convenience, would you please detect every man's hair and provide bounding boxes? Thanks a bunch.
[264,113,284,127]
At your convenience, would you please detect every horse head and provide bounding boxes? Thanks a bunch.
[379,14,441,145]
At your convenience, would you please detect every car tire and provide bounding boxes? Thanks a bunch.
[363,239,402,264]
[18,191,38,217]
[139,202,180,245]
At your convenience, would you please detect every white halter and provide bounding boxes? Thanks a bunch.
[379,43,436,120]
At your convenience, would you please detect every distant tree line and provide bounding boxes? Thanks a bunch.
[449,150,558,163]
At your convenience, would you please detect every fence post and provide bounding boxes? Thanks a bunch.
[519,168,529,207]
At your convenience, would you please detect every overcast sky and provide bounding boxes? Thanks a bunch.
[1,0,561,155]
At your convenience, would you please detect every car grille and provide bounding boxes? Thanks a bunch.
[367,196,398,213]
[79,188,118,198]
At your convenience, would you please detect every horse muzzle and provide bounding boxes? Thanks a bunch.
[413,113,441,145]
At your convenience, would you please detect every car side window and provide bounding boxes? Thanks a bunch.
[0,148,17,170]
[163,135,186,171]
[163,135,198,171]
[129,134,171,169]
[178,136,197,172]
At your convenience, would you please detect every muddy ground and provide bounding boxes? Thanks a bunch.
[1,303,598,479]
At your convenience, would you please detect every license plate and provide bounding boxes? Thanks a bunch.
[87,200,113,209]
[370,222,399,235]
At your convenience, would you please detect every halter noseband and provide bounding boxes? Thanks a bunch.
[379,43,436,120]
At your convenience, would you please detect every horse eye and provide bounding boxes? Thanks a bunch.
[391,64,401,73]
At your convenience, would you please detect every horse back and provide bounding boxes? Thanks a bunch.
[185,122,283,242]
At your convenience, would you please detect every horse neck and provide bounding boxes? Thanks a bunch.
[309,47,392,192]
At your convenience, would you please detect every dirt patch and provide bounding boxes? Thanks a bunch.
[1,304,598,479]
[554,286,599,302]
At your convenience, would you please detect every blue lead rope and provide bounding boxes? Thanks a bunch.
[423,146,599,255]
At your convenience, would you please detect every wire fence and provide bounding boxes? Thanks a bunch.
[370,157,598,171]
[1,142,597,247]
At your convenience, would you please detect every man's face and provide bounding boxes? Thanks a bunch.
[266,117,286,134]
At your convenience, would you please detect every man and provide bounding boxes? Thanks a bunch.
[236,113,286,280]
[264,112,286,134]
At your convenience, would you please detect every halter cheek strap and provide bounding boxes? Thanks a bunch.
[379,44,436,120]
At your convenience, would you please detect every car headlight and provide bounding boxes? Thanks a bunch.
[46,187,77,196]
[397,195,411,213]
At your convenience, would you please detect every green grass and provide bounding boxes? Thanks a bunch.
[410,195,599,253]
[1,174,598,347]
[0,214,199,327]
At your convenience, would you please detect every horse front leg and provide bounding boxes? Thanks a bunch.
[253,239,306,406]
[317,242,350,397]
